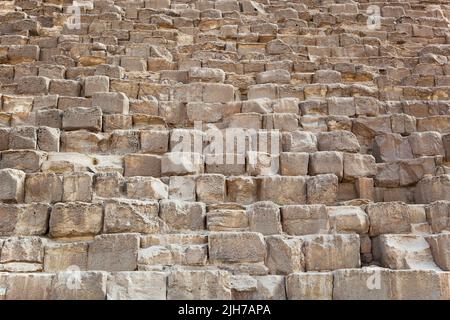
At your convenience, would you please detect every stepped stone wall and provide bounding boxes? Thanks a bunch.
[0,0,449,300]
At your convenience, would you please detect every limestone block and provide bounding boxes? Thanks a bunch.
[302,234,361,271]
[286,272,333,300]
[49,202,103,238]
[207,209,248,231]
[232,275,286,300]
[226,176,257,204]
[49,79,81,97]
[333,268,392,300]
[62,107,102,131]
[247,201,282,235]
[0,236,44,264]
[0,168,26,203]
[373,133,413,162]
[104,199,160,234]
[309,151,343,179]
[374,234,439,270]
[159,200,206,231]
[265,235,304,275]
[84,75,109,97]
[327,206,369,234]
[258,176,306,205]
[168,175,196,201]
[126,176,168,200]
[390,270,448,300]
[282,131,317,152]
[87,233,140,272]
[167,269,231,300]
[107,271,167,300]
[93,172,124,198]
[196,174,226,204]
[9,126,36,149]
[306,174,338,205]
[25,172,63,203]
[124,154,161,177]
[367,202,411,236]
[3,273,54,300]
[415,175,450,204]
[343,153,377,181]
[37,127,60,152]
[51,271,107,300]
[425,233,450,270]
[92,92,129,115]
[279,152,309,176]
[317,130,360,153]
[0,203,50,236]
[161,152,204,175]
[0,150,47,173]
[409,132,444,157]
[281,204,329,235]
[140,130,169,154]
[44,242,88,272]
[17,76,49,95]
[209,232,266,263]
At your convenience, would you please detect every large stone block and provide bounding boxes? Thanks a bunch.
[306,174,338,205]
[374,234,439,270]
[207,208,248,231]
[3,273,54,300]
[258,176,306,205]
[333,268,392,300]
[103,199,160,234]
[124,154,161,177]
[51,271,107,300]
[281,205,329,235]
[62,173,93,202]
[247,201,282,235]
[317,130,360,153]
[343,153,377,181]
[44,242,88,272]
[0,150,47,173]
[92,92,129,114]
[84,75,109,97]
[302,234,361,271]
[309,151,343,179]
[366,202,411,236]
[0,203,50,236]
[62,107,102,131]
[279,152,309,176]
[87,233,140,272]
[327,206,369,234]
[286,272,333,300]
[159,200,206,231]
[425,233,450,270]
[265,235,304,275]
[107,271,167,300]
[0,236,44,267]
[209,232,266,264]
[167,269,231,300]
[0,169,26,203]
[390,270,448,300]
[196,174,226,204]
[49,202,103,238]
[126,177,168,200]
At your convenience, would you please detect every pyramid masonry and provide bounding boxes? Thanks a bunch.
[0,0,449,300]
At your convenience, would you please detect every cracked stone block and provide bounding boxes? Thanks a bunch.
[159,199,205,231]
[209,232,266,264]
[51,271,107,300]
[44,242,88,272]
[247,201,282,235]
[286,272,333,300]
[107,271,167,300]
[0,168,26,203]
[281,204,329,236]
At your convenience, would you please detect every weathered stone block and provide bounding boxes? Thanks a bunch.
[167,269,231,300]
[44,242,88,272]
[265,235,304,275]
[25,172,63,203]
[103,199,160,234]
[307,174,338,205]
[87,233,140,272]
[286,272,333,300]
[124,154,161,177]
[209,232,266,263]
[107,271,167,300]
[0,150,47,173]
[281,204,329,235]
[92,92,129,114]
[258,176,306,205]
[196,174,226,204]
[84,75,109,97]
[280,152,309,176]
[49,202,103,238]
[0,203,49,236]
[126,177,168,200]
[51,271,107,300]
[0,169,26,203]
[366,202,411,236]
[159,200,206,231]
[247,201,282,235]
[302,234,361,271]
[62,107,102,132]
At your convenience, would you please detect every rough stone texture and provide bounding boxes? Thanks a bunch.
[0,0,449,300]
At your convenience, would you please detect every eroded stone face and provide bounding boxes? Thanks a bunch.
[1,0,450,301]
